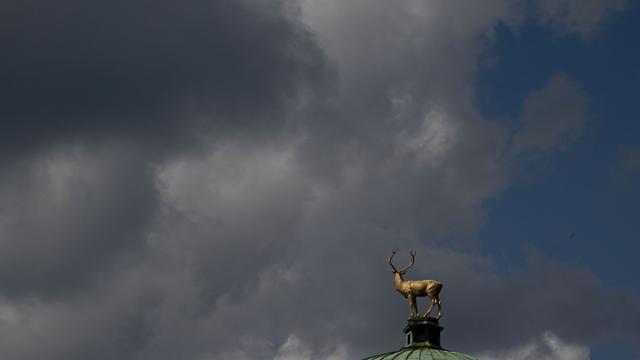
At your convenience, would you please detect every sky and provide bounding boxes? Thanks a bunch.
[0,1,639,359]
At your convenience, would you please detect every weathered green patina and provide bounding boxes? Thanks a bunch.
[363,348,478,360]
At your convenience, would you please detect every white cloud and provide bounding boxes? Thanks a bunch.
[482,332,590,360]
[396,108,460,166]
[274,334,350,360]
[274,334,313,360]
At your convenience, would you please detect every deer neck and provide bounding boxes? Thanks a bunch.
[393,272,405,290]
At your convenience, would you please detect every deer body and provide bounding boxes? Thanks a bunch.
[390,250,443,319]
[394,274,442,298]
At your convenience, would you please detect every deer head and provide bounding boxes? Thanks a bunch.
[389,249,416,276]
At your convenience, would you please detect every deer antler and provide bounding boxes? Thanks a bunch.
[398,250,416,273]
[389,249,399,273]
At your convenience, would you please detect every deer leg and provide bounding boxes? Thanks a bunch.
[408,295,417,318]
[424,298,435,317]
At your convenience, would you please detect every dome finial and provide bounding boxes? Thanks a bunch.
[362,251,478,359]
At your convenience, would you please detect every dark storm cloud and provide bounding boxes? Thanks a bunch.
[0,0,328,356]
[0,0,326,155]
[0,264,163,360]
[0,143,157,298]
[449,257,640,353]
[0,0,326,298]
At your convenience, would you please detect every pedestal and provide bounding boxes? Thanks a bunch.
[403,316,444,349]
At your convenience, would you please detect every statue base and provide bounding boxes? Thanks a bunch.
[403,316,444,349]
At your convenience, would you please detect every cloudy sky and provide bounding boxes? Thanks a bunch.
[1,0,639,359]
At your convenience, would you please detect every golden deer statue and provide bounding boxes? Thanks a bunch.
[389,250,443,319]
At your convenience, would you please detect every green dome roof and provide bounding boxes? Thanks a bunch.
[364,348,478,359]
[361,317,478,360]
